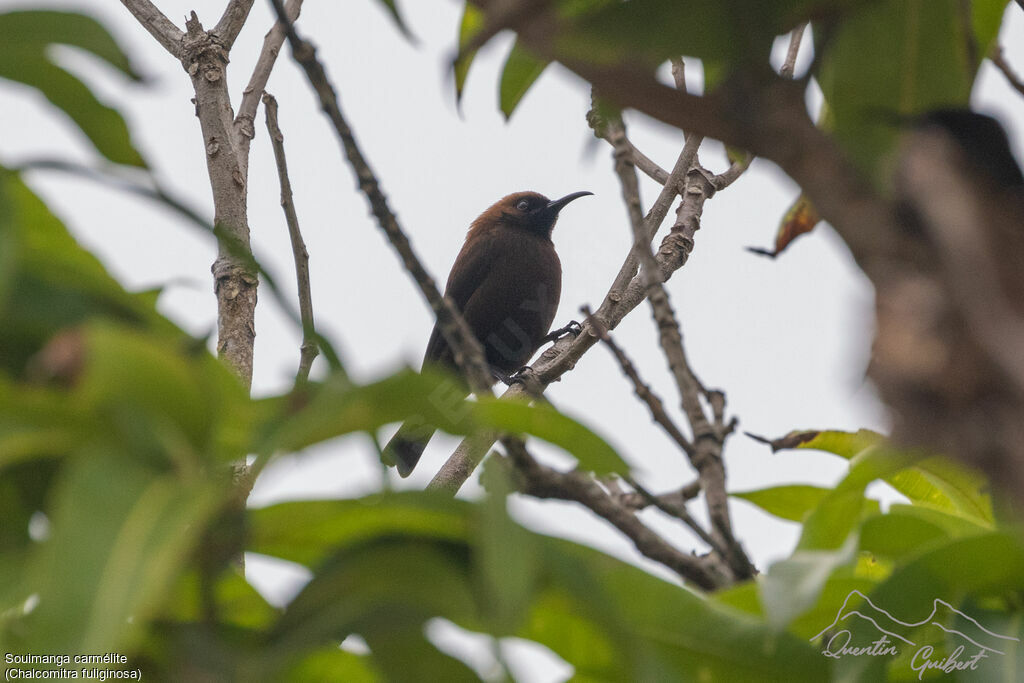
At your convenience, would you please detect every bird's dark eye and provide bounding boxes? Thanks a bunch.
[516,199,530,211]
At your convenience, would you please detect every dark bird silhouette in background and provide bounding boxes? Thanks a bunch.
[383,190,593,477]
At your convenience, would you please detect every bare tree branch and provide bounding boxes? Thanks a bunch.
[623,476,720,552]
[212,0,256,51]
[235,0,304,169]
[606,115,753,581]
[263,92,318,382]
[119,0,184,57]
[503,439,728,590]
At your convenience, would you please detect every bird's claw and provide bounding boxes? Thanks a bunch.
[505,366,534,386]
[543,320,583,344]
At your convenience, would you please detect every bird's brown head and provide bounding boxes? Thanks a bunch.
[474,190,593,238]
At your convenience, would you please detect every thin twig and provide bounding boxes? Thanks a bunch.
[780,23,807,79]
[615,480,702,511]
[268,0,492,393]
[502,439,727,590]
[623,477,720,553]
[629,141,670,184]
[263,93,318,382]
[991,45,1024,98]
[582,306,693,456]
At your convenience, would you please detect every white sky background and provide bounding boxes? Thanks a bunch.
[2,0,1023,679]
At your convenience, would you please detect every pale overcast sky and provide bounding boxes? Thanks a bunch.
[2,1,1022,679]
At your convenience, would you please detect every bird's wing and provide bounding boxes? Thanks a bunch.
[422,236,497,365]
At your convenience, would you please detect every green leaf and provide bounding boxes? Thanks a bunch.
[279,647,380,683]
[763,429,993,525]
[534,537,830,680]
[453,4,485,103]
[75,321,250,460]
[0,169,169,373]
[248,493,472,569]
[832,532,1024,681]
[253,492,827,681]
[760,534,861,630]
[473,398,628,474]
[164,569,279,632]
[0,10,146,166]
[7,452,224,653]
[815,0,1005,178]
[796,444,912,551]
[267,537,480,680]
[262,368,626,474]
[260,369,474,454]
[733,484,862,523]
[477,457,539,634]
[558,0,854,68]
[858,509,951,562]
[886,456,993,525]
[499,40,550,118]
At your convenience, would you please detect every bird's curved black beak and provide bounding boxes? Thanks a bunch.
[543,191,593,216]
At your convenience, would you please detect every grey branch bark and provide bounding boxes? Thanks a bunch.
[212,0,255,51]
[119,0,184,56]
[263,92,318,382]
[179,12,258,388]
[503,439,728,590]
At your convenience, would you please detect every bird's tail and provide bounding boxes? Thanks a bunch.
[382,419,436,477]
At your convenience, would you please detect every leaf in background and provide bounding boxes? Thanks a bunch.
[477,457,539,634]
[260,368,475,454]
[747,193,822,258]
[732,483,879,523]
[755,429,993,524]
[857,509,950,562]
[760,534,860,630]
[814,0,1006,178]
[453,4,485,103]
[75,321,249,461]
[164,569,279,632]
[558,0,859,69]
[473,397,628,475]
[6,452,224,654]
[535,536,830,680]
[248,493,472,569]
[0,10,146,166]
[499,40,550,118]
[0,168,170,373]
[373,0,412,39]
[796,444,912,551]
[832,532,1024,681]
[266,537,480,678]
[279,647,380,683]
[253,492,827,680]
[886,456,993,524]
[757,441,912,629]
